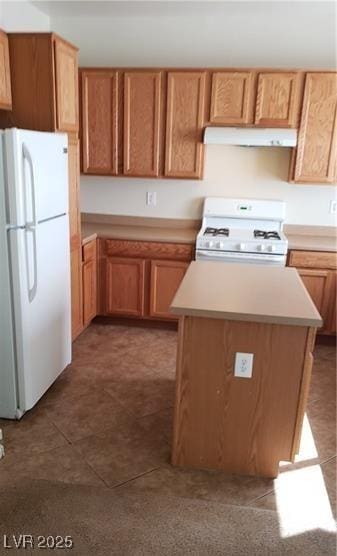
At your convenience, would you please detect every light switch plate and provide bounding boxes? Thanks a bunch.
[234,352,254,378]
[146,191,157,206]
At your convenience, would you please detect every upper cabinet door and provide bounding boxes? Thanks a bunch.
[81,71,119,175]
[293,73,337,183]
[124,71,163,177]
[210,71,254,125]
[165,71,206,179]
[255,72,301,127]
[54,37,79,132]
[0,30,12,110]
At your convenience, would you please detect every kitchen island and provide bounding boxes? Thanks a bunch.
[170,261,322,478]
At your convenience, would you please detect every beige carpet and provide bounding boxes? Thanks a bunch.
[0,479,335,555]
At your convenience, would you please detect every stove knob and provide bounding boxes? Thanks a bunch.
[238,243,246,251]
[206,240,214,249]
[216,241,224,249]
[268,245,276,252]
[258,244,266,252]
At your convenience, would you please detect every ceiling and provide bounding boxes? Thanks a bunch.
[30,0,311,18]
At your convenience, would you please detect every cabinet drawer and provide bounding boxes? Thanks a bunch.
[103,239,193,261]
[288,250,337,270]
[82,239,97,262]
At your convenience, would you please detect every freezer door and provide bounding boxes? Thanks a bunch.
[9,215,71,412]
[4,128,68,226]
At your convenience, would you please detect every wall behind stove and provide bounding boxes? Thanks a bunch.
[52,2,337,225]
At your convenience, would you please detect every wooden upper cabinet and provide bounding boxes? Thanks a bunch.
[255,72,301,127]
[0,33,78,132]
[210,71,254,125]
[165,71,206,179]
[293,72,337,183]
[0,30,12,110]
[124,71,163,177]
[81,70,118,175]
[54,37,79,132]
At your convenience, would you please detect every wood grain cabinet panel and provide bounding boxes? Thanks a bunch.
[165,71,206,179]
[255,72,301,127]
[54,37,79,132]
[150,259,189,320]
[105,257,146,317]
[0,29,12,110]
[82,240,97,327]
[293,72,337,183]
[0,33,78,133]
[210,71,254,125]
[297,269,329,328]
[124,71,163,176]
[81,70,118,174]
[68,137,81,251]
[71,246,83,340]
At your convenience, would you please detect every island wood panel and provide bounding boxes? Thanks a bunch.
[82,240,97,326]
[54,37,79,132]
[0,30,12,110]
[105,257,146,316]
[172,316,310,478]
[210,71,255,125]
[255,72,302,127]
[81,70,119,174]
[124,71,163,176]
[71,246,83,340]
[165,71,206,178]
[290,327,316,459]
[293,72,337,183]
[103,238,193,261]
[149,259,189,319]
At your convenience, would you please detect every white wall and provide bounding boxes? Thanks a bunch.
[29,3,337,224]
[0,1,50,31]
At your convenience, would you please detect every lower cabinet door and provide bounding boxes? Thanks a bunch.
[105,257,146,316]
[298,268,329,330]
[71,246,83,340]
[83,259,97,326]
[149,259,189,319]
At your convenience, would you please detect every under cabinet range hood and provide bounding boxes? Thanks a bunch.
[203,127,297,147]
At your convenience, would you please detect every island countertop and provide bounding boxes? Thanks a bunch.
[170,261,323,327]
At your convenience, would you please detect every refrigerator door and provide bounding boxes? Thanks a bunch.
[0,135,18,418]
[4,129,68,226]
[9,214,71,412]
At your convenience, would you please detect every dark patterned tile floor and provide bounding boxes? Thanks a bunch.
[0,322,335,531]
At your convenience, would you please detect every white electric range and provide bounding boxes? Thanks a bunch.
[196,197,288,266]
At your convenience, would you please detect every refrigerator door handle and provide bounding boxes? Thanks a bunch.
[22,143,37,228]
[22,143,38,302]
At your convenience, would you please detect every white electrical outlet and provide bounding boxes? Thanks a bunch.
[146,191,157,206]
[234,352,254,378]
[329,200,337,214]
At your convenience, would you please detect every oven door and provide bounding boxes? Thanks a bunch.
[196,249,286,266]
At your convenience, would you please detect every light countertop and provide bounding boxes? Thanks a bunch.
[170,261,323,327]
[81,214,337,252]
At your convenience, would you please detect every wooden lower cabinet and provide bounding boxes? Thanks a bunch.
[99,239,193,320]
[71,246,83,340]
[150,260,189,319]
[105,257,146,317]
[82,240,97,327]
[288,250,337,335]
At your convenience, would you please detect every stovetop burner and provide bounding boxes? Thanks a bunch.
[254,230,281,240]
[204,227,229,237]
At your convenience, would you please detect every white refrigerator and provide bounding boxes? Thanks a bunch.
[0,129,71,419]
